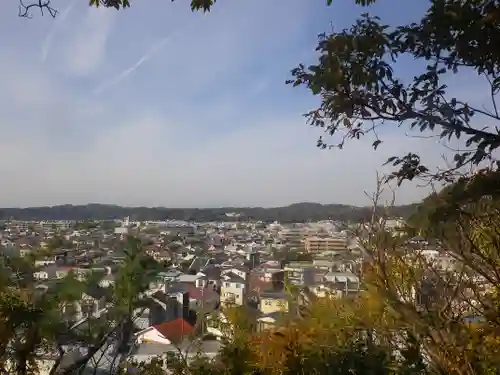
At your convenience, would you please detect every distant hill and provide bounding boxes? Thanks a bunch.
[0,202,419,223]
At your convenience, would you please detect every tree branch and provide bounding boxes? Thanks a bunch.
[18,0,58,18]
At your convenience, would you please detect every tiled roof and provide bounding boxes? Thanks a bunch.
[222,272,245,283]
[151,290,171,304]
[153,318,193,344]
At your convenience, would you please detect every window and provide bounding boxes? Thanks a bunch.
[264,300,272,306]
[235,283,241,288]
[224,282,230,288]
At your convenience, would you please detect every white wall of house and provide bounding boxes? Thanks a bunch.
[220,282,245,306]
[206,313,231,339]
[310,285,342,299]
[196,278,207,288]
[136,328,172,345]
[196,273,220,290]
[259,298,288,315]
[35,259,56,267]
[222,268,247,280]
[34,271,49,280]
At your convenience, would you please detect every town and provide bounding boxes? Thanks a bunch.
[0,214,460,374]
[2,0,499,374]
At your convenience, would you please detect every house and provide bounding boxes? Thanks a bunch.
[150,289,190,325]
[259,291,288,315]
[196,265,221,290]
[249,267,285,296]
[186,285,220,313]
[135,318,193,345]
[77,288,107,319]
[133,306,152,331]
[33,266,73,280]
[146,247,171,263]
[245,251,260,269]
[34,255,57,267]
[60,286,107,322]
[257,314,281,332]
[147,277,167,296]
[220,272,246,306]
[221,266,248,281]
[284,261,314,286]
[98,274,116,288]
[307,283,343,299]
[33,266,57,280]
[174,273,200,285]
[19,247,34,258]
[188,256,212,273]
[323,271,360,295]
[127,340,221,370]
[157,270,183,283]
[408,236,428,246]
[0,239,14,249]
[312,259,336,271]
[205,312,231,339]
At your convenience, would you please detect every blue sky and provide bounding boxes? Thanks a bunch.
[0,0,482,208]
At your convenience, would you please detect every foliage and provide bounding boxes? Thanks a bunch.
[0,236,160,375]
[287,0,500,185]
[286,250,313,263]
[128,293,431,375]
[73,220,99,231]
[89,0,216,12]
[362,170,500,375]
[272,248,313,263]
[17,0,216,18]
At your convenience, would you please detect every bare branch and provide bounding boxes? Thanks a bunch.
[18,0,58,18]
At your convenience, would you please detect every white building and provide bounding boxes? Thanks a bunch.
[220,268,248,306]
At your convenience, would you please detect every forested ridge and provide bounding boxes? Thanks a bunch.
[0,202,418,222]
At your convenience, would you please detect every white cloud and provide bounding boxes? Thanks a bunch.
[64,7,115,76]
[0,0,472,208]
[40,0,77,62]
[93,35,172,95]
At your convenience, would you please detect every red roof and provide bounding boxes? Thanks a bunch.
[153,318,193,344]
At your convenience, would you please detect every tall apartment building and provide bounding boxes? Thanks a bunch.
[304,235,348,253]
[8,220,73,232]
[280,227,311,250]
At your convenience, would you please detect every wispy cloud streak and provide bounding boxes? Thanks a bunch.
[92,35,171,95]
[40,0,77,62]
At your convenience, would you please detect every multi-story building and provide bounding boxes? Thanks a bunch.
[280,227,311,250]
[304,235,348,253]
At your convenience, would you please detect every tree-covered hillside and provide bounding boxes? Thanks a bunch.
[0,202,418,222]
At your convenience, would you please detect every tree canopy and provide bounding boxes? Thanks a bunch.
[287,0,500,185]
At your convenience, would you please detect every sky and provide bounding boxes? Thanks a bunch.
[0,0,490,208]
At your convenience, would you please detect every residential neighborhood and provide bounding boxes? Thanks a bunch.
[0,214,466,375]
